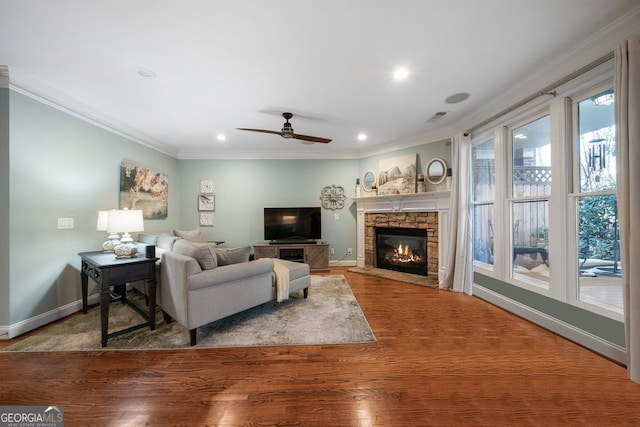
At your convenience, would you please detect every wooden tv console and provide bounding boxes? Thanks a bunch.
[253,242,329,273]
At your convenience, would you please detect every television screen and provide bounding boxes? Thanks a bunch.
[264,207,321,242]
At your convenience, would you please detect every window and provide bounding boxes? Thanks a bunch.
[510,114,550,288]
[469,59,621,322]
[574,87,621,314]
[472,138,495,268]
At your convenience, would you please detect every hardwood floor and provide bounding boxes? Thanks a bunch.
[2,267,640,426]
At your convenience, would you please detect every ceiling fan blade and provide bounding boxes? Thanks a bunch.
[236,128,284,136]
[292,133,332,144]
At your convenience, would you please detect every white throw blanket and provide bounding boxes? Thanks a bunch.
[273,259,290,302]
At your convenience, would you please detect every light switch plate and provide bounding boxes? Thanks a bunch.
[57,217,74,229]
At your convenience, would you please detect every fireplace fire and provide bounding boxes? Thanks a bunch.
[376,227,428,276]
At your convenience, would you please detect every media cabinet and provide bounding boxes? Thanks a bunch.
[253,242,330,273]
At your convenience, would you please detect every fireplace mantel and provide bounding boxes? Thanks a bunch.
[352,191,450,213]
[353,191,451,280]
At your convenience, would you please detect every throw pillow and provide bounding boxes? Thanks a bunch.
[173,229,203,243]
[157,234,180,251]
[173,239,218,270]
[214,246,252,266]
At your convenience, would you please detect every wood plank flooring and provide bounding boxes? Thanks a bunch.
[2,267,640,426]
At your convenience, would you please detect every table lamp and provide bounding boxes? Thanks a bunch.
[107,208,144,258]
[97,210,121,252]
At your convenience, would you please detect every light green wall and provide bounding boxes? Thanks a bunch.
[0,88,9,328]
[8,91,179,324]
[177,159,359,261]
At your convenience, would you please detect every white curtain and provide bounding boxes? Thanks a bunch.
[616,35,640,383]
[439,132,473,294]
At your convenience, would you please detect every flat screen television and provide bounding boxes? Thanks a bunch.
[264,207,321,243]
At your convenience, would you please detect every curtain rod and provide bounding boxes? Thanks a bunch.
[464,51,614,136]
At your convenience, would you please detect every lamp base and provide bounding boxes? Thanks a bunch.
[114,242,138,259]
[102,233,121,253]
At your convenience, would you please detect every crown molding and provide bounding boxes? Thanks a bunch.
[456,4,640,136]
[0,65,8,88]
[6,66,180,158]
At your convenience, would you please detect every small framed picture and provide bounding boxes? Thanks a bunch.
[198,194,215,211]
[200,212,214,227]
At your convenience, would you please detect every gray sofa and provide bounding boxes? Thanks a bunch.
[137,232,311,345]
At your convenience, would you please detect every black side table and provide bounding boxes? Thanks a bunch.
[78,251,158,347]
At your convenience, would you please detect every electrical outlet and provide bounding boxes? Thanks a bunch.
[334,213,339,220]
[330,247,335,255]
[347,248,353,255]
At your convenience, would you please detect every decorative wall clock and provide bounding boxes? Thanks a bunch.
[320,185,346,211]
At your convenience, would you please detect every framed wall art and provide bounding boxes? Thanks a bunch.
[198,194,215,211]
[199,212,214,227]
[377,153,417,195]
[119,161,169,219]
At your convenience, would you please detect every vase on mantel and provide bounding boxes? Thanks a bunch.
[417,174,426,193]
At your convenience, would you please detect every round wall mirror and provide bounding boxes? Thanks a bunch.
[362,170,376,192]
[425,158,447,185]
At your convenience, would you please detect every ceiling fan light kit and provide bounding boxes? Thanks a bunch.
[237,112,332,144]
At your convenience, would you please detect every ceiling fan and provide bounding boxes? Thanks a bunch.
[237,112,332,144]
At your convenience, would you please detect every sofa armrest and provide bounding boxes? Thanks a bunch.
[159,251,202,326]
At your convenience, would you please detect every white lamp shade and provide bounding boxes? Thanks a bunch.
[96,210,109,231]
[107,209,144,233]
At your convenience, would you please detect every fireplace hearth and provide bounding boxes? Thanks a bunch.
[376,227,428,276]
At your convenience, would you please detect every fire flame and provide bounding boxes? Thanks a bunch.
[390,243,422,263]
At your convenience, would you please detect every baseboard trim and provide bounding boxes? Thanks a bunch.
[473,284,626,365]
[1,294,100,340]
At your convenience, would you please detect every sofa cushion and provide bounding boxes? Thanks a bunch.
[173,229,203,243]
[274,259,310,281]
[173,239,218,270]
[214,246,252,266]
[157,234,180,251]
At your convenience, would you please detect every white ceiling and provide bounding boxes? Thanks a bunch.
[1,0,638,159]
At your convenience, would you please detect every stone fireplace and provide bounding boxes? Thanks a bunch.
[354,192,450,280]
[367,212,437,275]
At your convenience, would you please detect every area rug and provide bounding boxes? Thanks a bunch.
[348,266,439,288]
[3,275,376,351]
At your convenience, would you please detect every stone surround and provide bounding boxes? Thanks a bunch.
[365,211,439,275]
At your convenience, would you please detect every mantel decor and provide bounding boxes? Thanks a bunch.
[320,185,346,210]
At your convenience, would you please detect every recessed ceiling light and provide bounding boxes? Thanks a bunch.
[445,92,470,104]
[137,68,156,78]
[216,134,226,141]
[393,67,409,81]
[357,133,367,141]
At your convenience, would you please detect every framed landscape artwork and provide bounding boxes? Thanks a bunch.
[119,162,169,219]
[377,153,417,195]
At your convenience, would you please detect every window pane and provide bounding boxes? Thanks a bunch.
[577,194,622,312]
[512,115,551,198]
[473,203,494,266]
[472,139,495,202]
[512,200,549,286]
[578,89,616,192]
